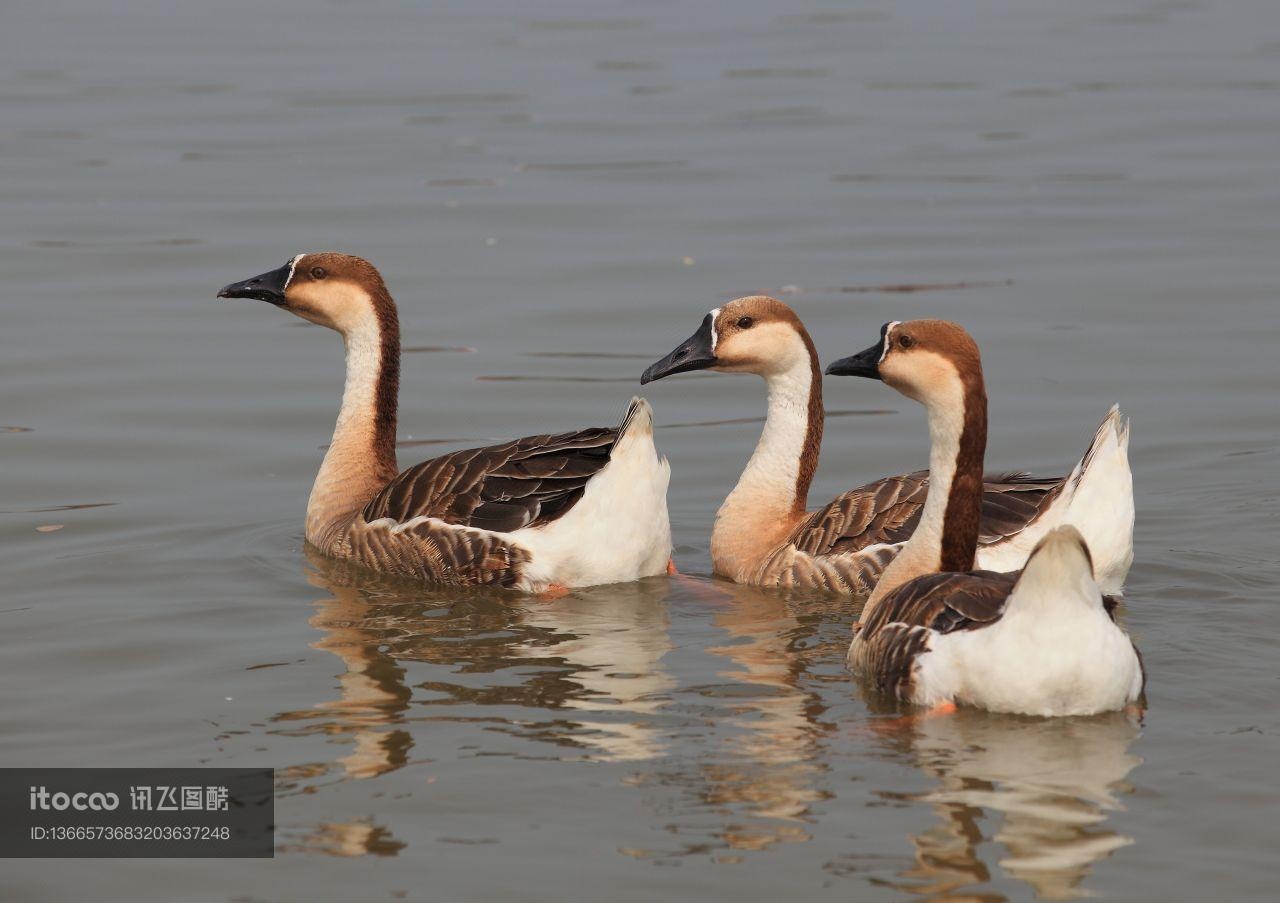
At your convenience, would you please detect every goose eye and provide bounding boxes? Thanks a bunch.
[898,334,915,349]
[736,316,755,329]
[310,266,327,280]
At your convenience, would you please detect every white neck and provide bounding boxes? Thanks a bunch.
[711,354,815,577]
[866,378,965,608]
[306,317,396,548]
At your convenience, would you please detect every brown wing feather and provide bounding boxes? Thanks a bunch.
[346,517,531,588]
[362,425,619,533]
[790,471,1064,558]
[860,623,933,699]
[861,570,1018,638]
[791,472,930,556]
[976,473,1063,545]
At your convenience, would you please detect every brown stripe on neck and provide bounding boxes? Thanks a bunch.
[939,367,987,572]
[792,324,824,516]
[369,284,400,481]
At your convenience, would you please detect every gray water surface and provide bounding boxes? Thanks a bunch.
[3,1,1279,900]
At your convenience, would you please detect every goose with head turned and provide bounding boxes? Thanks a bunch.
[641,298,1133,595]
[826,321,1143,716]
[219,252,672,592]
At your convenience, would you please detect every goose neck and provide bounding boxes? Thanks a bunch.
[306,297,400,548]
[711,338,823,576]
[865,371,986,608]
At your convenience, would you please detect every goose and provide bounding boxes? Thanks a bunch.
[827,320,1143,715]
[218,252,672,592]
[640,297,1132,594]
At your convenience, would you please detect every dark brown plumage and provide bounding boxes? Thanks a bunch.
[795,323,825,519]
[789,470,1063,558]
[363,419,631,535]
[347,514,532,588]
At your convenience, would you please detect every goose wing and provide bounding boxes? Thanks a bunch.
[346,516,533,588]
[362,426,620,533]
[789,471,1063,557]
[790,472,930,556]
[975,472,1063,545]
[860,569,1019,637]
[856,569,1018,699]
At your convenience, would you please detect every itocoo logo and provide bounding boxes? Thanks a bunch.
[29,786,120,811]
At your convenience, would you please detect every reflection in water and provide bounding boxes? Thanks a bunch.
[283,818,407,858]
[520,579,675,762]
[269,552,1142,884]
[273,551,416,781]
[872,711,1142,900]
[602,580,859,859]
[273,551,678,854]
[701,585,843,850]
[281,552,677,772]
[278,551,855,859]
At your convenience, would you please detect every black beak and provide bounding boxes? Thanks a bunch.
[217,261,293,306]
[641,314,717,385]
[827,321,893,380]
[825,342,884,380]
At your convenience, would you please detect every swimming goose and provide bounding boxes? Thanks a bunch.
[218,252,672,592]
[827,320,1143,715]
[641,298,1132,593]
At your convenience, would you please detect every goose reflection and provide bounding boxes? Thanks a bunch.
[698,582,852,851]
[274,552,678,854]
[278,551,677,777]
[873,709,1143,900]
[271,550,416,781]
[519,577,676,762]
[271,551,421,857]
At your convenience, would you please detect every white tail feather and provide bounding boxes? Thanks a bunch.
[1056,406,1134,594]
[616,396,655,443]
[973,406,1134,593]
[512,396,672,590]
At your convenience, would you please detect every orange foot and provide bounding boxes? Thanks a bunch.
[868,700,957,736]
[666,558,679,576]
[537,583,570,601]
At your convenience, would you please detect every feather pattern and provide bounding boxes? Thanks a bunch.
[747,471,1063,593]
[345,515,532,588]
[790,470,1061,558]
[859,570,1017,642]
[362,426,619,534]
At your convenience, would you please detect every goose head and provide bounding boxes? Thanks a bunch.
[825,319,982,404]
[641,296,814,384]
[218,252,393,333]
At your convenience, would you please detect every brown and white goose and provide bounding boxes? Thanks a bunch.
[641,298,1132,593]
[219,252,672,592]
[827,321,1143,715]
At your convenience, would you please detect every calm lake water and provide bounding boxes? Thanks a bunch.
[3,0,1278,899]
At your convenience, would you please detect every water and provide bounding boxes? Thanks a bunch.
[3,0,1278,898]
